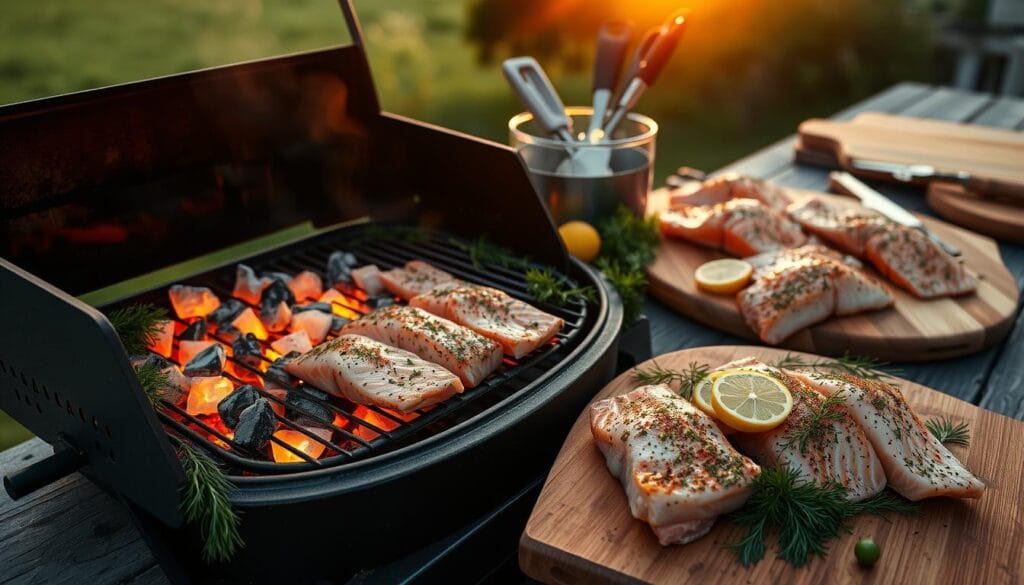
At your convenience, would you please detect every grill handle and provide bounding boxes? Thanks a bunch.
[3,439,85,500]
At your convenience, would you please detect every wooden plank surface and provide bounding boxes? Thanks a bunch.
[520,345,1024,585]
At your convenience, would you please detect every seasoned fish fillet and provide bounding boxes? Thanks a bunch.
[670,174,793,211]
[738,247,893,344]
[865,226,976,299]
[341,305,503,387]
[410,284,563,359]
[379,260,460,300]
[787,197,889,257]
[590,385,761,545]
[793,371,984,500]
[660,199,807,257]
[714,358,887,502]
[283,334,464,413]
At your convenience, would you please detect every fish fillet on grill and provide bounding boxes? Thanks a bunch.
[738,246,893,344]
[379,260,461,301]
[410,284,563,358]
[660,198,807,257]
[283,334,464,413]
[590,384,761,545]
[341,305,503,387]
[793,371,984,500]
[713,358,887,502]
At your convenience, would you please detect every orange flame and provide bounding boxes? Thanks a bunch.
[186,376,235,416]
[271,428,333,463]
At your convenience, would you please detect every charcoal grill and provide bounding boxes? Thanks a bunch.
[0,2,623,583]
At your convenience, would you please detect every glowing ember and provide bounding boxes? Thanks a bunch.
[270,330,312,355]
[319,289,362,320]
[289,310,332,345]
[232,264,271,305]
[148,319,175,358]
[271,428,333,463]
[178,340,215,365]
[186,376,235,416]
[351,406,404,441]
[318,288,343,304]
[351,265,384,296]
[231,307,268,340]
[168,285,221,319]
[288,270,324,302]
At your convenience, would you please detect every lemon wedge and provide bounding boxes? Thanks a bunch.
[694,258,753,294]
[558,221,602,263]
[691,376,716,417]
[710,369,793,432]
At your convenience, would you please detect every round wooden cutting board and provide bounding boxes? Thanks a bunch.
[645,187,1019,361]
[927,182,1024,245]
[519,346,1024,585]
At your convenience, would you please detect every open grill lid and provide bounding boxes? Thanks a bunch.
[0,0,568,525]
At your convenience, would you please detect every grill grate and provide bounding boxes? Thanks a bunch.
[119,225,590,475]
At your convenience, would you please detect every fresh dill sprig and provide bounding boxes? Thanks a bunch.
[769,352,898,381]
[108,303,167,355]
[525,268,596,306]
[451,237,529,270]
[631,360,709,400]
[779,390,847,454]
[597,205,659,273]
[133,362,169,407]
[597,259,647,326]
[925,416,970,447]
[728,465,919,567]
[177,444,244,563]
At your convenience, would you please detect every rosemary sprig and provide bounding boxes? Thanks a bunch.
[925,416,970,447]
[597,259,647,326]
[525,268,596,306]
[728,465,919,567]
[769,352,898,381]
[779,389,847,454]
[631,360,709,400]
[177,444,244,563]
[133,362,169,407]
[108,303,167,355]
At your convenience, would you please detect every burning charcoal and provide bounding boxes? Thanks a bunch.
[147,319,175,358]
[186,376,234,416]
[351,265,385,296]
[264,352,301,392]
[129,354,189,406]
[217,384,261,429]
[232,333,263,369]
[217,325,242,342]
[319,288,344,304]
[262,272,293,288]
[180,319,208,341]
[270,330,312,355]
[168,285,221,319]
[330,315,349,335]
[369,296,396,309]
[233,399,277,450]
[289,310,332,345]
[286,389,333,428]
[178,340,215,365]
[260,300,292,333]
[231,307,268,340]
[232,264,270,305]
[271,428,333,463]
[207,299,244,329]
[183,344,226,377]
[292,302,332,315]
[327,251,357,285]
[288,271,324,303]
[261,278,295,307]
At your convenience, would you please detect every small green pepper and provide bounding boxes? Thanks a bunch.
[854,538,881,567]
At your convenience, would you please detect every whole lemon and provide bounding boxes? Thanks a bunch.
[558,221,601,262]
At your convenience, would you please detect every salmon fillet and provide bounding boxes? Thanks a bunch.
[714,358,887,502]
[738,246,893,344]
[340,305,503,387]
[786,197,890,257]
[590,385,761,545]
[379,260,460,300]
[669,174,793,211]
[660,199,807,257]
[865,226,976,299]
[409,284,564,359]
[282,334,464,413]
[793,371,984,500]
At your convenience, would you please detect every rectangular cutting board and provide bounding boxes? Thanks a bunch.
[519,346,1024,585]
[645,187,1019,361]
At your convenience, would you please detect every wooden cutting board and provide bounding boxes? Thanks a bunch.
[519,346,1024,585]
[644,188,1019,361]
[796,112,1024,241]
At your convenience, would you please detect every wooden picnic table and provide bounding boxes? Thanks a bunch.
[2,83,1022,584]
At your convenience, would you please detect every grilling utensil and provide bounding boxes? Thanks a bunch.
[586,21,633,142]
[850,158,1024,205]
[829,171,962,257]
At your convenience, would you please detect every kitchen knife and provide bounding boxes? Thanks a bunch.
[829,171,961,257]
[586,21,633,142]
[850,158,1024,205]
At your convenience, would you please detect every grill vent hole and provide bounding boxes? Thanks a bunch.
[78,407,86,423]
[13,387,21,400]
[109,450,117,463]
[54,392,61,407]
[43,385,50,399]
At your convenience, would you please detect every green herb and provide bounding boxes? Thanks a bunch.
[525,268,596,306]
[925,416,970,447]
[598,259,647,325]
[728,465,918,567]
[452,237,529,270]
[597,205,659,273]
[769,352,898,381]
[178,443,244,563]
[108,303,167,355]
[631,360,709,400]
[779,390,847,454]
[133,362,169,407]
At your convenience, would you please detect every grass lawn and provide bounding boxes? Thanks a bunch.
[0,0,865,450]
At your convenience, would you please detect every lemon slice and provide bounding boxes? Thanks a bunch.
[710,369,793,432]
[695,258,753,294]
[691,376,716,417]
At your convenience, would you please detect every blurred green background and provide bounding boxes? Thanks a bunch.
[0,0,964,448]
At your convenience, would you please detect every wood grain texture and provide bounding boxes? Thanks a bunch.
[520,346,1024,585]
[926,182,1024,244]
[645,187,1019,361]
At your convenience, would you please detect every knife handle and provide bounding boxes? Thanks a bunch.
[961,176,1024,205]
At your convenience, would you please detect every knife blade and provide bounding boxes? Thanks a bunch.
[850,158,1024,204]
[829,171,961,257]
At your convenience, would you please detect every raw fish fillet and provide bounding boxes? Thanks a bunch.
[380,260,460,300]
[786,197,889,256]
[865,226,976,299]
[660,198,807,257]
[669,174,793,211]
[590,385,761,545]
